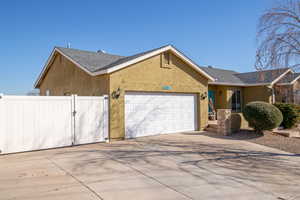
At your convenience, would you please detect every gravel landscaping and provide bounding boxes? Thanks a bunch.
[203,130,300,154]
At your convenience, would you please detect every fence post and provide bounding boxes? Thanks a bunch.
[71,94,77,145]
[103,95,109,143]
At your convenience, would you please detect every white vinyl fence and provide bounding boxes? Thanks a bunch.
[0,95,108,154]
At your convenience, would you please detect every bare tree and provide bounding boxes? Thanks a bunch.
[27,89,40,96]
[256,0,300,71]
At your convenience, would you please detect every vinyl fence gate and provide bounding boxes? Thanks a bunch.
[0,95,109,154]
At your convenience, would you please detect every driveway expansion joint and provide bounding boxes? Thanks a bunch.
[46,156,105,200]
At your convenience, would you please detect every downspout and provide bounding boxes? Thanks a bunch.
[268,83,276,104]
[106,75,111,143]
[271,86,275,104]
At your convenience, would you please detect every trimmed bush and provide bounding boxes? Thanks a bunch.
[243,101,283,133]
[274,103,300,129]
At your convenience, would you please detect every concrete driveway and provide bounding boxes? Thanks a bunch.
[1,132,299,200]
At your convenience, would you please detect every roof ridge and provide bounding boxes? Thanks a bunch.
[199,66,239,73]
[55,46,125,58]
[235,67,290,75]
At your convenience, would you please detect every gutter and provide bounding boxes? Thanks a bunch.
[208,82,271,87]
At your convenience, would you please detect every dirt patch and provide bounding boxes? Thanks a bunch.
[202,130,300,154]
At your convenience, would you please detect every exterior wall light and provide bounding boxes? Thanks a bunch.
[112,88,121,99]
[200,92,207,100]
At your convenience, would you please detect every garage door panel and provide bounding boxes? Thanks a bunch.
[125,92,197,138]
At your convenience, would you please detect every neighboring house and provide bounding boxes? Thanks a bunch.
[34,45,214,140]
[274,72,300,104]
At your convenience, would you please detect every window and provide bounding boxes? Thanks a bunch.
[46,89,50,96]
[231,89,241,112]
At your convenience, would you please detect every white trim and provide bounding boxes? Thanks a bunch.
[93,45,215,81]
[270,69,293,86]
[34,45,215,88]
[34,48,56,88]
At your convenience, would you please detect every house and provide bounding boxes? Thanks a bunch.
[34,44,299,140]
[34,45,214,140]
[274,72,300,104]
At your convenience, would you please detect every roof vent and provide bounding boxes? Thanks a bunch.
[97,50,106,53]
[208,65,213,68]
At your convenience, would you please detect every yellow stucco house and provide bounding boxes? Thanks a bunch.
[34,45,300,140]
[35,45,215,140]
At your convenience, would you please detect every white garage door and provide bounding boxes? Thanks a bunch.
[125,92,197,138]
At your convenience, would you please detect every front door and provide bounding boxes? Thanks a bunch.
[208,90,215,113]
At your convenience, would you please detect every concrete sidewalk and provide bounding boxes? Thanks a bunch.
[1,132,299,200]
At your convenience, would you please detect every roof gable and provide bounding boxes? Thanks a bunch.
[34,45,214,88]
[235,68,291,85]
[276,72,300,85]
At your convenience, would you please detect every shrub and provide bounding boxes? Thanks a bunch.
[243,101,283,134]
[274,103,300,129]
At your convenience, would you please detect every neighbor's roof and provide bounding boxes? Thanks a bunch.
[277,72,300,84]
[199,66,291,86]
[235,68,290,84]
[34,45,215,88]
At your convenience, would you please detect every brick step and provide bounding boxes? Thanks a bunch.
[204,127,218,133]
[208,123,218,129]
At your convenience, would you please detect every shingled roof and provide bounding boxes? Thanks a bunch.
[199,67,244,84]
[35,44,294,88]
[56,45,170,73]
[199,66,291,86]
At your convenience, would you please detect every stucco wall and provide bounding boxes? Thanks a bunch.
[109,51,209,139]
[243,85,272,105]
[39,53,109,96]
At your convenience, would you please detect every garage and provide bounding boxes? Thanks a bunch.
[125,92,197,138]
[36,45,212,140]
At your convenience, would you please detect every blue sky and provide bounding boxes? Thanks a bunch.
[0,0,274,94]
